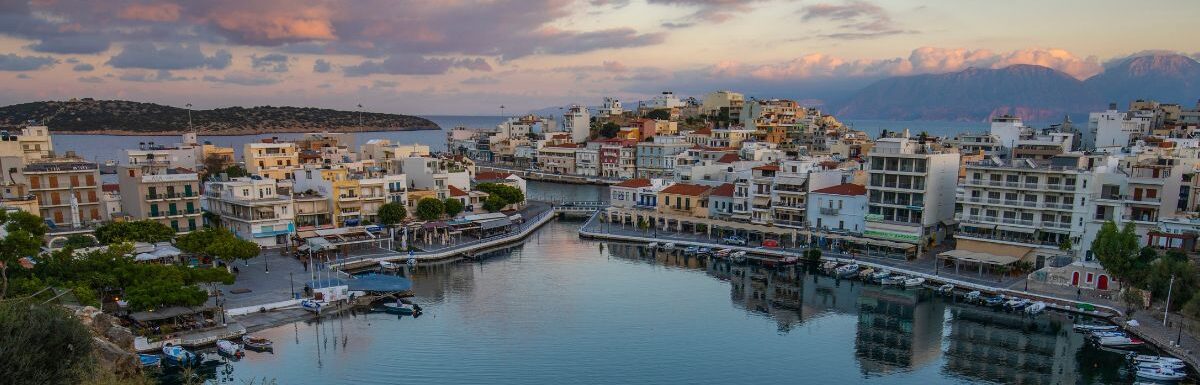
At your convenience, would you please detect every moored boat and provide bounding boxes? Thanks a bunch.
[1130,354,1185,367]
[880,276,905,286]
[662,242,676,252]
[162,345,197,366]
[647,242,659,250]
[300,299,322,314]
[139,354,161,368]
[242,335,274,352]
[379,260,400,270]
[983,295,1006,307]
[1074,324,1119,333]
[937,284,954,294]
[903,277,925,288]
[1025,301,1046,315]
[683,246,699,256]
[730,250,747,263]
[217,340,244,358]
[1135,367,1187,381]
[857,268,875,280]
[871,270,891,282]
[835,263,860,278]
[820,261,838,272]
[1095,335,1145,348]
[964,291,981,301]
[1136,361,1187,371]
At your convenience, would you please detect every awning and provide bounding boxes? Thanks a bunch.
[938,249,1019,266]
[306,237,335,251]
[480,217,513,230]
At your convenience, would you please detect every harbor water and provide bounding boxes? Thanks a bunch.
[164,217,1140,385]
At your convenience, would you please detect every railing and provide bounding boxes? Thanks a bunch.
[819,207,839,215]
[146,192,197,200]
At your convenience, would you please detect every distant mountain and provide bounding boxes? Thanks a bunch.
[1086,54,1200,106]
[0,99,439,135]
[835,54,1200,121]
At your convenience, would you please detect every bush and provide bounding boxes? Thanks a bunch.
[443,198,465,218]
[0,302,94,385]
[95,220,176,244]
[377,202,407,225]
[415,198,444,221]
[482,196,507,213]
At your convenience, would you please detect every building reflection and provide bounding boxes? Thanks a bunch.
[854,285,944,375]
[942,305,1081,385]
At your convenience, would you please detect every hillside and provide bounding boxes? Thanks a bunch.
[834,54,1200,121]
[0,99,440,135]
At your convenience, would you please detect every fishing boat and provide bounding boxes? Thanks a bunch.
[379,260,401,270]
[300,299,322,314]
[241,335,274,352]
[835,264,860,278]
[964,291,981,301]
[217,340,244,358]
[1130,354,1186,367]
[936,284,955,294]
[1095,335,1145,348]
[162,345,196,366]
[880,276,906,286]
[730,251,747,263]
[1074,324,1119,333]
[1135,367,1187,381]
[903,277,925,288]
[1025,301,1047,315]
[138,354,161,368]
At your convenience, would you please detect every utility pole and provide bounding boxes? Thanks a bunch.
[1164,274,1175,327]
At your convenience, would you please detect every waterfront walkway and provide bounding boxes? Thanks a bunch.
[476,164,622,185]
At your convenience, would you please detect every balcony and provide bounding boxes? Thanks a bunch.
[955,230,1059,248]
[149,208,201,218]
[1123,215,1158,224]
[819,207,839,216]
[146,192,197,201]
[338,194,359,201]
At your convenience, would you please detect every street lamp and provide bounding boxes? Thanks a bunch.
[1164,274,1175,327]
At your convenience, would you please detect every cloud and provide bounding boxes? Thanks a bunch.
[250,53,291,72]
[649,0,772,25]
[72,63,94,72]
[118,3,183,22]
[202,71,280,86]
[78,76,104,83]
[344,54,491,76]
[371,80,398,88]
[0,53,57,71]
[27,35,112,54]
[107,43,232,70]
[461,76,500,85]
[313,58,332,73]
[800,0,910,40]
[15,73,31,79]
[119,69,189,82]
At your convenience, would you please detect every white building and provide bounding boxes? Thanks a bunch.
[864,135,960,256]
[599,97,623,116]
[204,177,296,247]
[610,178,666,209]
[1089,103,1156,149]
[646,91,685,109]
[575,147,599,177]
[563,104,590,144]
[807,183,867,233]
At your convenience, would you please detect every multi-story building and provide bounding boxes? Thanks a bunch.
[23,157,104,226]
[392,156,472,200]
[201,143,236,172]
[360,140,430,161]
[126,133,203,170]
[701,90,745,118]
[294,166,406,227]
[100,184,121,220]
[807,183,867,233]
[575,146,599,177]
[610,178,665,209]
[204,177,295,247]
[117,164,202,233]
[599,97,623,117]
[537,143,578,175]
[707,183,736,220]
[657,183,711,218]
[244,141,299,180]
[0,125,54,162]
[1089,102,1157,149]
[293,189,333,231]
[864,135,960,257]
[564,104,590,144]
[636,136,690,179]
[473,172,527,194]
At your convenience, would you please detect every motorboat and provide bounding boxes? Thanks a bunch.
[835,264,860,278]
[300,299,322,314]
[1135,367,1187,381]
[1130,354,1186,367]
[871,270,891,282]
[647,242,659,250]
[714,248,733,258]
[730,251,747,263]
[379,260,401,270]
[1074,324,1119,333]
[964,291,981,301]
[1095,335,1145,348]
[1136,361,1187,371]
[242,335,274,352]
[1090,331,1129,339]
[880,276,906,286]
[683,246,700,256]
[662,243,676,252]
[162,345,197,366]
[821,261,839,272]
[138,354,161,368]
[382,300,422,315]
[857,268,875,280]
[216,340,244,358]
[903,277,926,288]
[983,295,1007,307]
[1005,299,1032,311]
[1025,301,1047,315]
[936,284,955,294]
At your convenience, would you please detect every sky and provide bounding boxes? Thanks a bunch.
[0,0,1198,115]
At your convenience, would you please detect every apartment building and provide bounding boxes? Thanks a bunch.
[636,136,690,179]
[117,164,202,233]
[244,141,299,180]
[293,189,333,230]
[575,146,599,177]
[126,133,203,170]
[23,158,104,226]
[359,140,430,161]
[537,143,578,175]
[657,183,711,218]
[391,156,472,200]
[807,183,867,233]
[204,177,295,247]
[610,178,665,209]
[864,136,960,255]
[202,143,236,171]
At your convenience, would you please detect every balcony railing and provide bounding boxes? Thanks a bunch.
[146,192,197,200]
[819,207,839,216]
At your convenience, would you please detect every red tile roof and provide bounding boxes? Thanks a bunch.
[691,127,712,135]
[448,185,469,197]
[710,183,735,197]
[753,164,780,171]
[102,183,120,193]
[614,178,652,188]
[811,183,866,196]
[474,171,513,181]
[660,183,711,196]
[716,153,741,164]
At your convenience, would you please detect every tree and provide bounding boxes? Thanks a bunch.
[482,196,506,213]
[176,227,260,264]
[0,210,47,299]
[415,198,444,221]
[377,202,407,226]
[62,234,98,249]
[201,154,232,180]
[599,122,621,138]
[1147,258,1198,311]
[475,183,524,206]
[0,302,94,385]
[443,198,465,218]
[644,109,671,121]
[223,165,249,179]
[1092,221,1140,286]
[95,220,176,244]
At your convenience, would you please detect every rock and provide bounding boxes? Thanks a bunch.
[74,306,102,329]
[92,312,116,335]
[104,325,135,350]
[92,336,140,378]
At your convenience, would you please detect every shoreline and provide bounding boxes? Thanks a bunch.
[44,126,442,137]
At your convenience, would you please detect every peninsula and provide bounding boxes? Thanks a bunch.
[0,99,440,135]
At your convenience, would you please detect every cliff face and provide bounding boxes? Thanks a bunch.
[0,99,440,135]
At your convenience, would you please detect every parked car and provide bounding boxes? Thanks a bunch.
[762,239,780,248]
[722,236,747,246]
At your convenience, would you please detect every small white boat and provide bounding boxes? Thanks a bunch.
[964,291,981,301]
[379,260,400,270]
[937,284,954,294]
[881,276,906,286]
[780,256,799,264]
[647,242,660,250]
[300,299,322,314]
[821,261,838,271]
[1130,354,1186,366]
[871,270,891,282]
[241,335,273,352]
[162,345,196,366]
[730,250,747,263]
[407,257,417,266]
[857,268,875,280]
[662,242,676,251]
[1135,367,1187,381]
[835,264,860,278]
[216,340,244,358]
[1074,324,1119,333]
[903,277,926,288]
[1137,361,1187,371]
[1025,301,1046,314]
[1096,335,1145,348]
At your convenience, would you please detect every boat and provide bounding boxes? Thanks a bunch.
[1095,335,1145,348]
[216,340,244,358]
[834,264,860,278]
[1090,331,1129,339]
[857,268,875,280]
[1074,324,1119,333]
[983,295,1006,307]
[241,335,274,352]
[880,276,905,286]
[697,247,712,256]
[779,256,799,265]
[379,260,400,270]
[820,261,839,272]
[1025,301,1047,315]
[1136,361,1187,371]
[1005,298,1032,311]
[382,300,422,314]
[300,299,322,314]
[683,246,699,256]
[662,242,676,251]
[1135,367,1187,381]
[647,242,659,250]
[161,345,197,366]
[903,277,925,288]
[871,270,891,282]
[138,354,161,368]
[964,291,981,301]
[730,251,747,263]
[937,284,955,294]
[1130,354,1186,367]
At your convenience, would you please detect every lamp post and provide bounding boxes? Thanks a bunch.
[1164,274,1175,327]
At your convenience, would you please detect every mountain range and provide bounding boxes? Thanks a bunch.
[834,54,1200,121]
[0,99,439,135]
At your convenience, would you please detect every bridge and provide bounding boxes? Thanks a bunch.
[550,201,607,213]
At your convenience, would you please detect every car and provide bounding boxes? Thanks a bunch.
[722,236,747,246]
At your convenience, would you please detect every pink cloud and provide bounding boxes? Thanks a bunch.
[119,3,183,22]
[715,47,1103,81]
